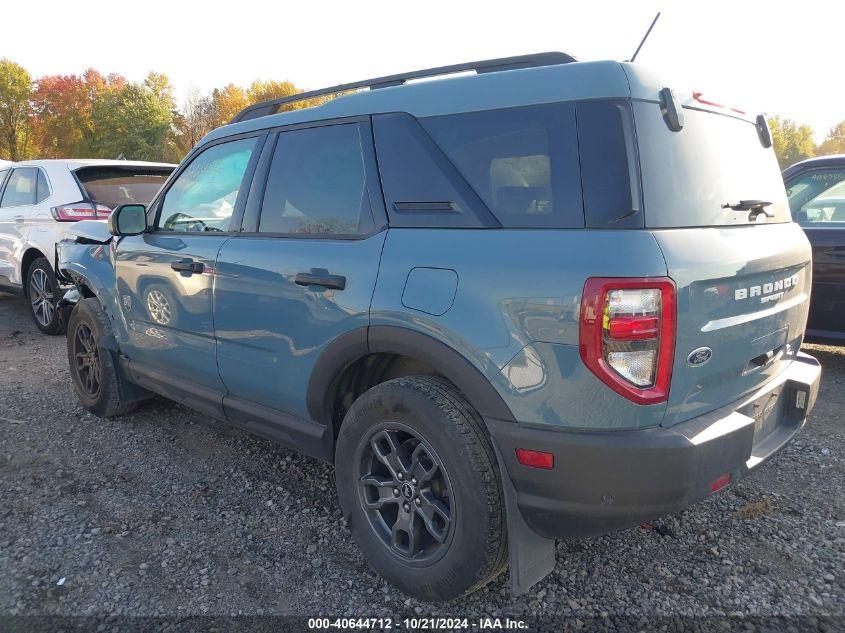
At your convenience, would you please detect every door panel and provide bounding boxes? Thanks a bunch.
[214,233,386,419]
[0,168,37,287]
[213,121,386,422]
[115,234,229,391]
[784,166,845,337]
[114,134,263,392]
[803,227,845,335]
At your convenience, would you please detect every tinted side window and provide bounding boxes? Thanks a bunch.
[786,168,845,226]
[36,169,51,203]
[373,113,496,228]
[421,103,583,228]
[576,100,640,228]
[259,124,373,236]
[158,137,258,232]
[1,168,38,207]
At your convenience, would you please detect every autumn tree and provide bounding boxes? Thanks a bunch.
[768,115,816,169]
[0,59,34,161]
[209,84,249,128]
[89,72,175,161]
[817,121,845,157]
[173,88,216,156]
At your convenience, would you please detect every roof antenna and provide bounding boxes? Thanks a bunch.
[628,12,661,62]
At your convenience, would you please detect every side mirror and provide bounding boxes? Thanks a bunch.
[109,204,147,236]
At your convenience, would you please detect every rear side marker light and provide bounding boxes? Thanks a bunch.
[580,277,676,404]
[710,473,732,493]
[515,448,554,470]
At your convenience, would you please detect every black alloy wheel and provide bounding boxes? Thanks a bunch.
[72,322,101,398]
[357,423,455,564]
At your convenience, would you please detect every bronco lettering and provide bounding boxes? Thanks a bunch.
[735,274,799,303]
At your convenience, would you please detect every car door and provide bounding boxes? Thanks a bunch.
[785,166,845,338]
[213,120,387,441]
[0,167,40,289]
[114,133,265,411]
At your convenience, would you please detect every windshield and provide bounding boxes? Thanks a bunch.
[634,102,790,227]
[786,168,845,227]
[75,166,172,210]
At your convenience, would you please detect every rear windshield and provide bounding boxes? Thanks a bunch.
[634,102,790,227]
[75,166,172,210]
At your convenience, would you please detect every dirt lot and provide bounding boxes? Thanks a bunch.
[0,293,843,629]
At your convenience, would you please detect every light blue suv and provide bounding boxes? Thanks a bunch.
[57,53,821,601]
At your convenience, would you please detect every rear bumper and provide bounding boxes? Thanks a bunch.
[488,352,821,540]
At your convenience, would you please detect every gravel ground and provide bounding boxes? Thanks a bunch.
[0,293,843,629]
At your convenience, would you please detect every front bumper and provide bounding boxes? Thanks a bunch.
[488,352,821,540]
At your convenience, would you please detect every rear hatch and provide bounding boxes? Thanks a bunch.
[632,97,812,427]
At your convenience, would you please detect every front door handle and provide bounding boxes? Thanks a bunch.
[171,258,204,274]
[294,268,346,290]
[823,248,845,260]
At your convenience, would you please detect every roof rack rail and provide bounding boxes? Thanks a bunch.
[230,51,577,124]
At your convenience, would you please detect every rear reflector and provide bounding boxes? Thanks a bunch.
[710,473,732,493]
[515,448,554,470]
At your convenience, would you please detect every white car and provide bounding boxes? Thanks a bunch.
[0,159,174,333]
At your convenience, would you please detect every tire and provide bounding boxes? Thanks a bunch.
[26,257,64,335]
[67,297,139,418]
[335,376,508,601]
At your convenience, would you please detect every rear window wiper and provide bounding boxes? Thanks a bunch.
[721,199,774,220]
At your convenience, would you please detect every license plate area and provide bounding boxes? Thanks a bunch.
[739,387,789,444]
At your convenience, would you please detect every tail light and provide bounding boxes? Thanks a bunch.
[50,202,112,222]
[579,277,676,404]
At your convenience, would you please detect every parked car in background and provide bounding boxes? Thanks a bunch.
[783,155,845,343]
[0,160,174,333]
[58,54,820,601]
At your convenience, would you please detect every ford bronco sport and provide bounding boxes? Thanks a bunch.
[57,53,821,601]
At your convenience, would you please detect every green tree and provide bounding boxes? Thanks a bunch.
[817,121,845,157]
[89,72,175,161]
[767,115,816,169]
[0,59,34,161]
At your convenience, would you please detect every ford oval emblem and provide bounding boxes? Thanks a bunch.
[687,347,712,366]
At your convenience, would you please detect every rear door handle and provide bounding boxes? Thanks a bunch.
[170,259,204,274]
[823,249,845,259]
[294,268,346,290]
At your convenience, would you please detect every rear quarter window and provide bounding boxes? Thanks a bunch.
[421,103,584,228]
[576,100,640,228]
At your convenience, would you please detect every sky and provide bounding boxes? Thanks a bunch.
[3,0,843,141]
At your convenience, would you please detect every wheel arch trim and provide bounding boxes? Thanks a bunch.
[306,325,516,430]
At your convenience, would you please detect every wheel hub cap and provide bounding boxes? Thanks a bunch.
[73,323,101,397]
[358,426,454,563]
[29,269,55,327]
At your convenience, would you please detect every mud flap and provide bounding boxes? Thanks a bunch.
[491,441,556,595]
